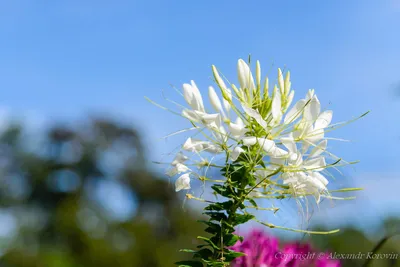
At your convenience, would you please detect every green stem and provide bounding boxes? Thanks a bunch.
[214,189,246,265]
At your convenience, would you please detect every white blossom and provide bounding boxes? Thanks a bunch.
[153,58,357,206]
[166,163,190,177]
[183,81,205,112]
[175,173,191,192]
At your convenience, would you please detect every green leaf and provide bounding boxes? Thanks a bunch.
[175,260,203,267]
[232,214,254,225]
[200,259,225,267]
[224,233,240,246]
[179,249,197,253]
[211,184,235,198]
[203,222,221,234]
[194,248,213,259]
[205,201,233,211]
[247,198,258,207]
[223,249,246,261]
[203,211,228,221]
[197,236,220,250]
[221,221,235,233]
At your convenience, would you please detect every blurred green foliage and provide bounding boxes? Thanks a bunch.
[0,118,398,267]
[0,119,204,267]
[310,218,400,267]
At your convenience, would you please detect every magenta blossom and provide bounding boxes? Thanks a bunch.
[231,230,340,267]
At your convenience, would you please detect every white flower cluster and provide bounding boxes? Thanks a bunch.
[167,59,338,203]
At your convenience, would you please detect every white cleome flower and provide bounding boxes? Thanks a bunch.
[271,133,329,202]
[228,117,247,139]
[281,171,328,203]
[151,57,357,204]
[171,152,188,165]
[183,80,205,112]
[166,163,190,177]
[175,173,191,192]
[166,152,190,177]
[230,146,245,161]
[182,137,223,154]
[290,91,333,145]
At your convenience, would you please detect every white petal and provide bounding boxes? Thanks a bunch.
[303,156,326,171]
[307,89,315,100]
[216,125,228,143]
[242,105,267,129]
[271,87,282,122]
[231,146,245,161]
[257,138,275,153]
[182,109,200,122]
[284,71,291,96]
[285,90,294,111]
[228,118,247,138]
[171,152,188,165]
[201,113,220,124]
[309,140,327,158]
[237,59,255,91]
[208,86,224,114]
[256,60,261,89]
[282,173,298,185]
[306,127,324,143]
[301,140,311,154]
[281,134,297,153]
[183,138,204,152]
[297,121,313,137]
[236,116,245,127]
[212,65,228,93]
[314,110,333,129]
[175,173,191,192]
[223,99,231,113]
[203,143,223,154]
[314,192,322,204]
[270,156,285,166]
[315,194,322,203]
[190,80,205,112]
[201,113,222,131]
[304,95,320,122]
[288,152,298,162]
[278,68,285,95]
[269,147,289,158]
[311,172,329,186]
[284,99,306,124]
[291,151,303,166]
[166,163,190,177]
[263,77,269,97]
[183,83,195,109]
[242,136,257,146]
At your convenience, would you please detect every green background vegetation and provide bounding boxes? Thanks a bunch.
[0,119,398,267]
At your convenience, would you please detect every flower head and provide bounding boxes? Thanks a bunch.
[149,57,365,266]
[161,58,354,203]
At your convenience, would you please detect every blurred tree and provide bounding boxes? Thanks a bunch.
[0,118,203,267]
[310,219,400,267]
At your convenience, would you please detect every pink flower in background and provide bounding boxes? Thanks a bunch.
[231,230,281,266]
[231,230,341,267]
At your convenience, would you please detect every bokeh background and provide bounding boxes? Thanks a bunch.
[0,1,399,266]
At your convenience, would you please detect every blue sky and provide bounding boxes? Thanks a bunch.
[1,0,400,234]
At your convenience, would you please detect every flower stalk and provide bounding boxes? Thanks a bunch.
[146,57,367,267]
